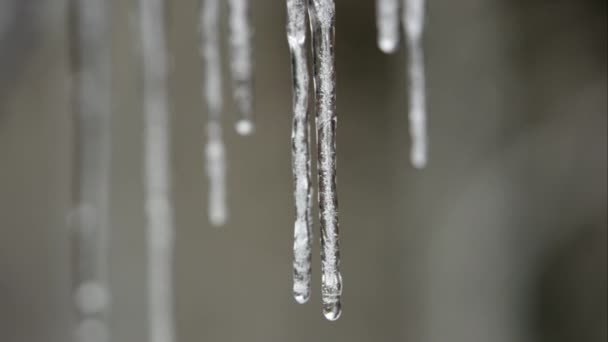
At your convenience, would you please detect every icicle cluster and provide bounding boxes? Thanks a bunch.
[376,0,428,168]
[70,0,112,341]
[139,1,177,342]
[201,0,255,226]
[68,0,428,331]
[286,0,343,321]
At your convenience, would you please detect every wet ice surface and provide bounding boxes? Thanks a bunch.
[308,0,343,321]
[287,0,314,304]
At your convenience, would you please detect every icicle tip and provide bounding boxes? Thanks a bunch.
[235,119,255,136]
[209,209,227,227]
[293,292,310,304]
[411,151,427,169]
[323,301,342,321]
[379,38,399,54]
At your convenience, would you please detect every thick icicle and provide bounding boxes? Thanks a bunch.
[69,0,112,341]
[227,0,254,135]
[139,0,176,341]
[308,0,342,321]
[403,0,428,168]
[376,0,401,53]
[201,0,228,226]
[286,0,313,304]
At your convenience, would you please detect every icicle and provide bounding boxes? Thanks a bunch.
[286,0,313,304]
[308,0,342,321]
[201,0,228,226]
[139,0,176,341]
[227,0,254,135]
[403,0,428,168]
[70,0,112,341]
[376,0,400,53]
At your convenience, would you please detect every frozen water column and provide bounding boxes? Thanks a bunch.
[286,0,314,304]
[308,0,343,321]
[70,0,112,341]
[139,0,177,341]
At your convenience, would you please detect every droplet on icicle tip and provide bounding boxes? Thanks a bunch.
[323,301,342,321]
[235,119,254,135]
[209,207,227,226]
[379,37,398,54]
[411,149,427,169]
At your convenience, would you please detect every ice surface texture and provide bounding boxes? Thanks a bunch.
[308,0,343,321]
[287,0,314,305]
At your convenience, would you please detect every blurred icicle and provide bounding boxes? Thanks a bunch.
[70,0,112,341]
[139,0,176,342]
[201,0,228,226]
[403,0,428,168]
[308,0,342,321]
[227,0,255,135]
[376,0,401,53]
[286,0,313,304]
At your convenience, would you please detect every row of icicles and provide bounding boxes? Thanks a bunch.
[71,0,427,341]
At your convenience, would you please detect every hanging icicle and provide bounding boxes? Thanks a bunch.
[228,0,255,135]
[139,0,176,341]
[308,0,342,321]
[403,0,428,168]
[69,0,112,341]
[286,0,313,305]
[201,0,228,226]
[376,0,401,53]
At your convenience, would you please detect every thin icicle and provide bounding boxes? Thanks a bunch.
[286,0,313,304]
[201,0,228,226]
[403,0,428,168]
[227,0,254,135]
[69,0,112,341]
[139,0,176,342]
[308,0,342,321]
[376,0,400,53]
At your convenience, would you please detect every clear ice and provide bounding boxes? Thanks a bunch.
[403,0,428,168]
[201,0,228,226]
[286,0,314,304]
[376,0,401,53]
[70,0,112,340]
[308,0,343,321]
[140,0,176,341]
[228,0,255,135]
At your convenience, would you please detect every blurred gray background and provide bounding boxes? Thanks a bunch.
[0,0,606,341]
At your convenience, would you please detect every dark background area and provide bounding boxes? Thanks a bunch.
[0,0,606,341]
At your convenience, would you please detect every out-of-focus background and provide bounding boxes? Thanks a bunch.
[0,0,606,341]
